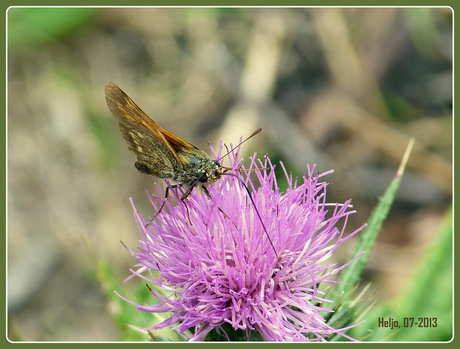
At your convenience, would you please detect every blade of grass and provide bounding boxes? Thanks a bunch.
[326,139,415,319]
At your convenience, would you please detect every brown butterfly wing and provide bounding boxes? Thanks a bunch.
[105,82,185,178]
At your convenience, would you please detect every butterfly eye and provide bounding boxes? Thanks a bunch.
[198,172,208,183]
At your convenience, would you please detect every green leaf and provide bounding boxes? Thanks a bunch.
[96,261,155,341]
[388,208,452,341]
[348,208,452,341]
[8,7,96,51]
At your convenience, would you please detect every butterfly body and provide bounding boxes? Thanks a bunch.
[104,82,278,255]
[135,147,223,186]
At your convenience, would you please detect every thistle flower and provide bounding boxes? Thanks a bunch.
[116,144,366,342]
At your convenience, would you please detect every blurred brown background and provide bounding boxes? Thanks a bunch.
[7,7,452,340]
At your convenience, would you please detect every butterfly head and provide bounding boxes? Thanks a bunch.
[199,159,228,184]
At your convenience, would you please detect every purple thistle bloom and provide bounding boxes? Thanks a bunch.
[117,143,366,342]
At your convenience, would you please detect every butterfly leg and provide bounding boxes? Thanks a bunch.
[145,185,175,228]
[218,207,237,229]
[180,186,194,225]
[202,186,212,199]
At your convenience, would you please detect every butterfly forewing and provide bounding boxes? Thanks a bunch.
[105,82,181,178]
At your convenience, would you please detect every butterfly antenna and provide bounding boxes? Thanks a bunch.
[217,128,262,162]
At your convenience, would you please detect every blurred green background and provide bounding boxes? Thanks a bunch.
[7,7,452,341]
